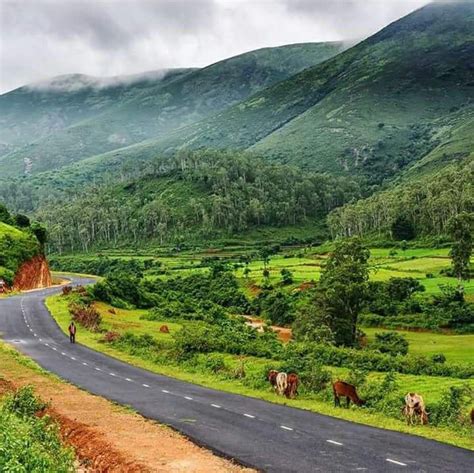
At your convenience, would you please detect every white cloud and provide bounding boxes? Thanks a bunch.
[0,0,429,93]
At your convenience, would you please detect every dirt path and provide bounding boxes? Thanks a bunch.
[0,344,253,472]
[243,315,292,342]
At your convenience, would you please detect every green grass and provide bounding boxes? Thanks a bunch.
[364,328,474,366]
[46,293,474,450]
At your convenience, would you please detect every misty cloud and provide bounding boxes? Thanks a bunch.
[0,0,429,93]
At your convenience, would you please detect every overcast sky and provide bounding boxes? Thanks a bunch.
[0,0,430,93]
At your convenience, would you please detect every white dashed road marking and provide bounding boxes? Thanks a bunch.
[280,425,293,431]
[211,404,221,409]
[70,357,76,360]
[82,362,88,366]
[142,384,150,388]
[386,459,407,467]
[184,396,193,400]
[326,440,343,446]
[125,378,133,382]
[243,413,255,418]
[162,389,170,393]
[95,367,102,371]
[109,373,116,376]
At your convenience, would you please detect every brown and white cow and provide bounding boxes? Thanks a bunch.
[404,393,429,425]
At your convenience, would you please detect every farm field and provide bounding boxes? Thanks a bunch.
[363,328,474,366]
[52,246,474,297]
[46,293,474,450]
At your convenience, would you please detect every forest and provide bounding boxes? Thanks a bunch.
[328,159,474,241]
[36,150,363,252]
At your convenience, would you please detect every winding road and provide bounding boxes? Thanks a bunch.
[0,277,472,472]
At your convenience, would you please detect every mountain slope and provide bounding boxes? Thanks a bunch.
[0,69,192,156]
[0,42,345,177]
[132,1,474,182]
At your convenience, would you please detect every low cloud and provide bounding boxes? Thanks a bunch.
[0,0,429,93]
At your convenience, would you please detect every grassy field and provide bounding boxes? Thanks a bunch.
[46,293,474,450]
[53,247,474,298]
[364,328,474,366]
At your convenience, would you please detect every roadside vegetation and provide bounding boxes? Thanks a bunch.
[0,385,74,472]
[47,231,474,450]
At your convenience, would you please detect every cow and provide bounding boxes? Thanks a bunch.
[276,372,288,396]
[404,393,428,425]
[332,381,365,407]
[267,369,279,390]
[285,373,299,399]
[470,408,474,425]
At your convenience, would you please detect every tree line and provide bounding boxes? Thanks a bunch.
[37,150,362,253]
[327,159,473,240]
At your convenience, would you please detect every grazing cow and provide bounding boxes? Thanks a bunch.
[470,408,474,425]
[332,381,365,407]
[268,369,279,390]
[285,373,299,399]
[276,372,288,396]
[404,393,429,425]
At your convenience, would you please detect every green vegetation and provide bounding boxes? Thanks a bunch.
[328,159,473,239]
[0,204,43,284]
[46,270,474,449]
[0,42,344,180]
[37,151,361,252]
[0,386,74,472]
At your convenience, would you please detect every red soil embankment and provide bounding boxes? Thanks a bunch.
[13,254,52,290]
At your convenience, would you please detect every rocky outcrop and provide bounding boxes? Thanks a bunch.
[13,255,52,290]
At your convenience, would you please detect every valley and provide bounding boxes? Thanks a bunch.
[1,1,473,470]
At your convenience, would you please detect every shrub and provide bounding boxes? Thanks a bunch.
[429,385,473,428]
[300,364,332,393]
[371,332,409,356]
[431,353,446,364]
[0,387,74,472]
[69,302,101,332]
[3,385,47,418]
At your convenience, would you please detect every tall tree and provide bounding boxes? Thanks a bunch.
[447,212,473,283]
[318,238,370,346]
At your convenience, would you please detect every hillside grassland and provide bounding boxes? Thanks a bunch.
[0,221,40,284]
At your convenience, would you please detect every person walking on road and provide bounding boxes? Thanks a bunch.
[68,321,77,344]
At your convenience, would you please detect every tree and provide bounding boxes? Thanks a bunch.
[372,331,408,356]
[391,215,415,241]
[318,238,370,346]
[280,268,293,285]
[447,212,473,283]
[30,222,48,247]
[14,214,30,228]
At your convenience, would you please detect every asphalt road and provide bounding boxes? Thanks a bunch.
[0,277,472,472]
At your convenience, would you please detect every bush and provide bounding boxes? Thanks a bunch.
[431,353,446,364]
[0,387,74,472]
[429,385,473,428]
[300,364,332,393]
[371,332,409,356]
[3,385,47,418]
[69,302,101,332]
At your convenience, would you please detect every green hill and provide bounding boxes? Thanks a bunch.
[0,207,41,284]
[0,42,344,177]
[14,0,471,197]
[148,2,473,183]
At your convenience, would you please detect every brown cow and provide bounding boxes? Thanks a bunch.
[285,373,299,399]
[404,393,428,425]
[268,370,279,390]
[332,381,365,407]
[470,408,474,425]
